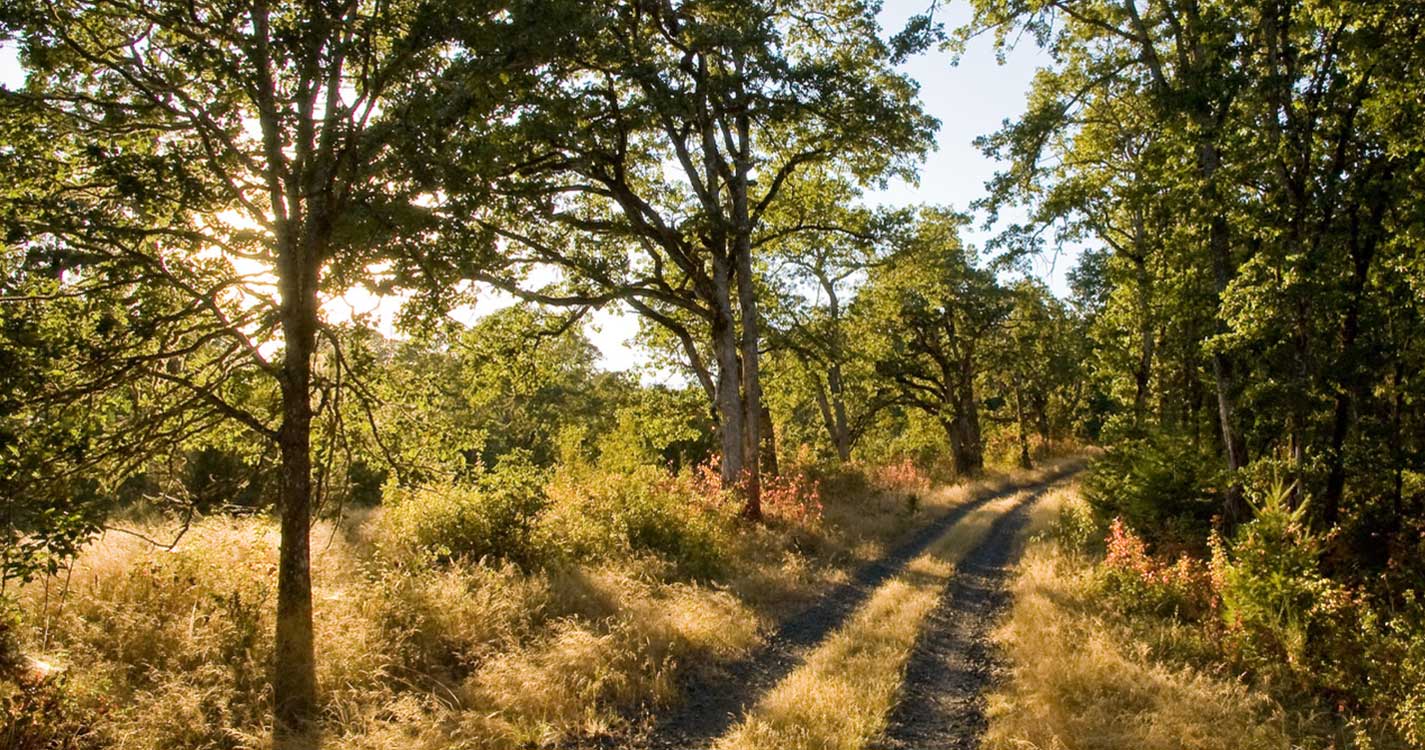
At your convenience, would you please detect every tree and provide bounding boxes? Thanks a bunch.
[762,175,896,462]
[969,0,1256,519]
[859,208,1008,476]
[434,0,935,517]
[0,0,524,733]
[976,0,1425,553]
[988,279,1083,467]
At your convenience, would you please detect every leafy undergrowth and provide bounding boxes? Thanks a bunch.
[4,455,1070,750]
[984,486,1422,750]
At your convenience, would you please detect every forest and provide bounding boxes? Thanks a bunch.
[1,0,1423,748]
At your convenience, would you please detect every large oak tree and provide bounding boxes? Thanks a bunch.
[0,0,527,734]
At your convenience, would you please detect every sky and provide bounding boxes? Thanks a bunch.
[0,2,1073,373]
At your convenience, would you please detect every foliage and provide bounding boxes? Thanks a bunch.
[867,457,933,498]
[1082,435,1221,547]
[1053,496,1101,555]
[378,453,550,570]
[857,208,1009,476]
[1085,479,1425,745]
[1211,482,1341,671]
[758,450,826,529]
[594,388,715,474]
[542,463,734,580]
[1,500,103,593]
[1375,595,1425,747]
[1100,518,1215,620]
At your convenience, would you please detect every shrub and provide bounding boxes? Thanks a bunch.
[541,464,731,579]
[760,448,824,528]
[867,456,932,497]
[1207,480,1384,714]
[1054,495,1101,554]
[1376,593,1425,746]
[1082,434,1220,547]
[378,453,550,569]
[1210,482,1339,671]
[1,671,100,750]
[1100,518,1214,620]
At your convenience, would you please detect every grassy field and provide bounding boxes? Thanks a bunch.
[7,458,1068,749]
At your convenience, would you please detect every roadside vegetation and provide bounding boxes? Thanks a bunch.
[987,484,1422,750]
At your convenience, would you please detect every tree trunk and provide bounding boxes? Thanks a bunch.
[1186,343,1205,449]
[944,379,985,477]
[711,259,745,491]
[731,100,762,521]
[809,371,851,462]
[1199,138,1247,525]
[943,416,983,477]
[1322,173,1388,527]
[273,246,319,737]
[1390,362,1404,540]
[1130,221,1155,433]
[759,405,778,477]
[1322,391,1351,528]
[960,397,985,475]
[1033,396,1051,453]
[827,361,853,462]
[1013,382,1033,469]
[1210,344,1248,523]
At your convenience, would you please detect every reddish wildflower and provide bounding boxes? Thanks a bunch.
[760,467,823,526]
[871,457,930,494]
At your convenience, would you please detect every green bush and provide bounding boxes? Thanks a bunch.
[379,453,550,568]
[1211,480,1383,717]
[1211,481,1425,743]
[542,465,731,579]
[1377,594,1425,747]
[1083,434,1220,547]
[1054,495,1101,554]
[1213,481,1334,670]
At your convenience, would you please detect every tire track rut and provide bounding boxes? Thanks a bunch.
[623,462,1081,750]
[873,470,1057,750]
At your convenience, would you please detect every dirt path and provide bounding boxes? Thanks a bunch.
[621,462,1082,750]
[872,472,1047,750]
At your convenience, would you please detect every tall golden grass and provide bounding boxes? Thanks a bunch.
[984,488,1293,750]
[7,457,1076,749]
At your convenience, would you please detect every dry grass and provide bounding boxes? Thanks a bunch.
[1021,484,1077,540]
[715,490,1035,750]
[7,458,1078,749]
[983,490,1292,750]
[16,517,764,750]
